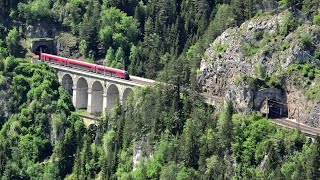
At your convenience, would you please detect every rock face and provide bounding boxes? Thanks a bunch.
[26,23,57,38]
[57,33,80,59]
[133,136,153,169]
[198,10,320,127]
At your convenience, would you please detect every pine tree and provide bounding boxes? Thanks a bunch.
[302,0,320,15]
[231,0,246,25]
[307,136,320,180]
[217,101,234,152]
[79,0,100,58]
[181,118,200,168]
[105,47,115,67]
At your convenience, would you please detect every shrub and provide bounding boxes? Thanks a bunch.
[241,42,259,56]
[313,14,320,25]
[314,46,320,59]
[279,11,296,36]
[254,64,267,79]
[300,34,313,48]
[306,84,320,100]
[254,30,264,41]
[215,43,228,53]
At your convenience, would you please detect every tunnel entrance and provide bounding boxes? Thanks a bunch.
[261,98,288,119]
[35,45,50,55]
[31,39,56,55]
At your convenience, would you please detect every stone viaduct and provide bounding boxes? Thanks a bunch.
[50,63,154,115]
[30,39,154,115]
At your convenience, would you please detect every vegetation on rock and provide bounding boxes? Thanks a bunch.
[0,0,320,179]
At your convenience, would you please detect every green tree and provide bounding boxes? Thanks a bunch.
[6,28,23,56]
[79,0,100,58]
[307,136,320,180]
[114,47,125,69]
[105,47,115,66]
[205,4,236,45]
[181,118,200,168]
[217,101,234,152]
[99,7,140,55]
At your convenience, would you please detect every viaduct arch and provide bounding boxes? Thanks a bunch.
[58,71,135,115]
[90,81,104,114]
[76,77,88,109]
[123,88,133,106]
[61,74,73,94]
[106,84,119,112]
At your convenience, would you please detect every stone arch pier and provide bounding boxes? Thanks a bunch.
[57,71,135,115]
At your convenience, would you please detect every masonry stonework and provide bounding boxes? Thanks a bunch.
[57,71,134,115]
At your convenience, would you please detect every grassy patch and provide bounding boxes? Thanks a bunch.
[75,109,88,116]
[306,83,320,100]
[215,43,228,53]
[300,34,313,48]
[241,42,260,56]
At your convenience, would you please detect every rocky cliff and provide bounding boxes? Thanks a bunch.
[198,10,320,127]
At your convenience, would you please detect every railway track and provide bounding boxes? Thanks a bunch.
[45,62,155,86]
[270,118,320,137]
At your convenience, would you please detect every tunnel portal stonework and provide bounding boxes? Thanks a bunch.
[31,39,57,55]
[57,71,134,115]
[253,88,288,118]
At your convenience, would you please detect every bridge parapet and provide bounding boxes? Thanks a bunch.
[50,63,154,115]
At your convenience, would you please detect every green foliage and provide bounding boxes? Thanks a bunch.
[279,11,297,36]
[306,83,320,100]
[314,46,320,59]
[241,42,260,56]
[1,1,319,179]
[205,4,236,45]
[313,13,320,25]
[215,43,228,53]
[306,136,320,179]
[6,28,23,56]
[79,0,100,58]
[4,56,20,73]
[300,34,313,48]
[254,64,267,80]
[254,30,264,41]
[0,59,84,179]
[18,0,55,23]
[99,7,140,54]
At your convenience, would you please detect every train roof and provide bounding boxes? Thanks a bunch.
[41,53,126,72]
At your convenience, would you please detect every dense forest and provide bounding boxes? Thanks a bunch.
[1,0,320,179]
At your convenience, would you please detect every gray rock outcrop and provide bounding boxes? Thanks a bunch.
[198,10,320,127]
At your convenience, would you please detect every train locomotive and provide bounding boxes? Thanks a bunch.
[33,53,130,80]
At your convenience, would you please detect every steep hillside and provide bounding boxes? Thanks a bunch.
[1,0,320,179]
[198,10,320,127]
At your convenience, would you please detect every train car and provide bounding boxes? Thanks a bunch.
[40,53,130,80]
[96,65,130,80]
[41,53,67,65]
[67,58,96,72]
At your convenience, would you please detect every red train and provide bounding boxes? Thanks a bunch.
[33,53,130,80]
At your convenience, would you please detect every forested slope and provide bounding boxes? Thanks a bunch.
[0,0,320,179]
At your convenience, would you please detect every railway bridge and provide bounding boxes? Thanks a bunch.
[45,62,155,115]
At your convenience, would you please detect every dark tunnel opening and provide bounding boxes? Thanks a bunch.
[266,99,288,119]
[35,45,50,55]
